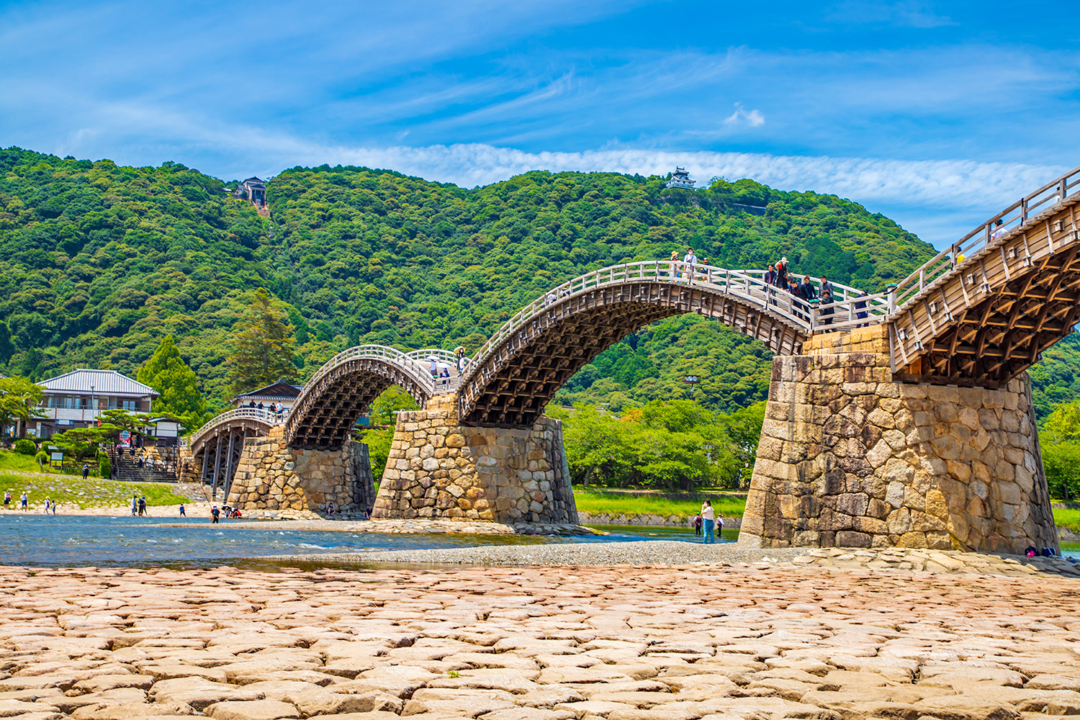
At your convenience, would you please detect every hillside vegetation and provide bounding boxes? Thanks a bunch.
[1,146,1076,416]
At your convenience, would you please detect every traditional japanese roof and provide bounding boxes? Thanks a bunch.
[38,370,158,398]
[235,380,302,402]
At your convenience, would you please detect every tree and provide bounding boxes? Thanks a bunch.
[358,386,421,481]
[228,288,298,395]
[1045,402,1080,444]
[0,376,45,440]
[137,335,209,429]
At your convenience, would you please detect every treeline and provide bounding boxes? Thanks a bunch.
[548,400,765,491]
[1042,401,1080,501]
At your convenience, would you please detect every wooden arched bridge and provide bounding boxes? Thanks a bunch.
[184,163,1080,481]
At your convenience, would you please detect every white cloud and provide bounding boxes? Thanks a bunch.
[723,103,765,127]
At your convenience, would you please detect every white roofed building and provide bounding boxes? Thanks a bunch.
[34,369,157,438]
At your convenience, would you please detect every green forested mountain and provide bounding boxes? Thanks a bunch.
[0,146,1076,417]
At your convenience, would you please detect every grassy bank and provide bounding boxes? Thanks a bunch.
[1054,508,1080,534]
[0,450,84,477]
[0,474,190,509]
[573,490,746,518]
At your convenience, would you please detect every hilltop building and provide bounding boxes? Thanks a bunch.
[665,167,695,190]
[32,369,157,438]
[235,177,267,207]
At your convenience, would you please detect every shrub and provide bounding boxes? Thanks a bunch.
[98,454,111,479]
[13,438,37,455]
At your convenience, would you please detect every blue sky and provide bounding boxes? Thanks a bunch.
[2,0,1079,248]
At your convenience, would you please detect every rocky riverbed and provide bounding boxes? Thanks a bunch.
[1,558,1079,720]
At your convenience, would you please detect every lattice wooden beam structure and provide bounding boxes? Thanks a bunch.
[285,356,433,449]
[458,281,808,427]
[891,196,1080,386]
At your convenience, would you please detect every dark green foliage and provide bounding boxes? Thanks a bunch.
[98,454,111,480]
[12,438,36,455]
[548,398,765,491]
[1,146,1076,416]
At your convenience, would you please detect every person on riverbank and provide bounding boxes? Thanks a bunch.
[210,505,220,524]
[137,496,147,516]
[20,492,28,511]
[130,495,138,516]
[43,498,50,514]
[327,502,336,517]
[82,464,89,479]
[179,503,186,517]
[4,490,10,509]
[701,500,716,544]
[692,513,702,536]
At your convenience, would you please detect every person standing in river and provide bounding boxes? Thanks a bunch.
[701,500,716,544]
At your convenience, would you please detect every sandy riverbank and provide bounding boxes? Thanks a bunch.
[0,561,1078,720]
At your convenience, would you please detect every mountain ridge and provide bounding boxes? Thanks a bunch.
[1,146,1074,417]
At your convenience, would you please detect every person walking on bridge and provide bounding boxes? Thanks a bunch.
[669,251,680,281]
[776,257,788,288]
[683,247,698,284]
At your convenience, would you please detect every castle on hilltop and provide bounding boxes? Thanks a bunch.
[665,167,695,190]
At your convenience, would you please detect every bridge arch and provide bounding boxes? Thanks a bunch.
[187,408,284,499]
[284,345,441,449]
[456,261,859,427]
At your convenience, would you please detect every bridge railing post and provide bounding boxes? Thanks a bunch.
[886,283,897,314]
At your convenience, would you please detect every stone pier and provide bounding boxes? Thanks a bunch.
[740,325,1059,553]
[371,394,578,524]
[226,426,376,514]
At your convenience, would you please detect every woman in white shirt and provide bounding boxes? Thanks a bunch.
[700,500,715,544]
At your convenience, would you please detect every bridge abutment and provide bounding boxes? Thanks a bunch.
[740,325,1059,553]
[226,427,376,515]
[371,395,578,525]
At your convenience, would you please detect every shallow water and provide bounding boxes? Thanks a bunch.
[0,515,1071,567]
[0,515,732,567]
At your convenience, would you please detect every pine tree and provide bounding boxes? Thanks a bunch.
[228,288,298,395]
[137,335,209,429]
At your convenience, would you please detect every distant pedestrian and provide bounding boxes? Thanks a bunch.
[799,275,816,301]
[776,257,788,288]
[211,505,220,524]
[693,513,703,536]
[20,492,28,511]
[683,247,697,284]
[764,264,777,286]
[669,250,680,280]
[819,276,833,299]
[701,500,716,544]
[429,358,438,378]
[82,464,89,479]
[327,502,336,517]
[43,498,51,514]
[991,218,1007,240]
[855,291,868,327]
[138,496,147,516]
[130,495,138,517]
[3,490,10,509]
[51,500,57,515]
[179,503,186,517]
[820,288,835,326]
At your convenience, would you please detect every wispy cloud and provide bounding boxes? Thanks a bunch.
[826,0,955,28]
[724,103,765,127]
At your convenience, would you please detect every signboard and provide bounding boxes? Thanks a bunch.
[119,430,131,448]
[50,451,63,462]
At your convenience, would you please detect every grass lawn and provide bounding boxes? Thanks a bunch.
[0,449,85,476]
[0,474,190,509]
[1054,508,1080,534]
[573,490,746,518]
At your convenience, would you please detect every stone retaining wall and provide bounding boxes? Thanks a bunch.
[740,325,1059,553]
[225,427,375,513]
[372,394,578,524]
